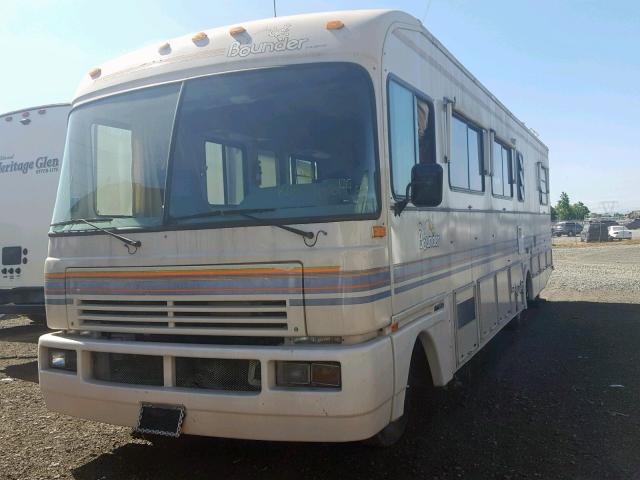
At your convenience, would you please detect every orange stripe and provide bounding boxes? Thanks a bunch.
[45,265,388,280]
[45,266,344,279]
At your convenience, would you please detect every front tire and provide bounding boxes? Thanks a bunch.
[366,343,430,447]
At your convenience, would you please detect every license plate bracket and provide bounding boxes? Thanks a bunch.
[135,404,185,437]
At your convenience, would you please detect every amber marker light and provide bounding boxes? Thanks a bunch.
[192,32,208,44]
[88,67,101,79]
[229,26,246,36]
[326,20,345,30]
[372,225,387,238]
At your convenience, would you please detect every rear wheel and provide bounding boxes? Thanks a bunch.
[366,343,431,447]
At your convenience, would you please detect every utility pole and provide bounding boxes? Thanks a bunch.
[273,0,277,17]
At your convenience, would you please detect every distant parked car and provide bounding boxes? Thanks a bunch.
[624,218,640,230]
[553,221,583,237]
[581,221,618,242]
[608,225,632,240]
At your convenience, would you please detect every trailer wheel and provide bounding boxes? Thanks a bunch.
[526,274,537,308]
[365,342,430,447]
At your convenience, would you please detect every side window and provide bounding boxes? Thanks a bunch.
[538,164,549,205]
[93,124,133,216]
[388,79,436,197]
[290,157,317,184]
[516,151,525,201]
[205,141,245,205]
[450,115,484,192]
[492,139,512,197]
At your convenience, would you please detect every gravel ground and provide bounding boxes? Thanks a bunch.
[1,243,640,480]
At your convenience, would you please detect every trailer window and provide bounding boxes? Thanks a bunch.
[516,151,525,201]
[93,125,134,216]
[290,157,317,185]
[492,139,512,198]
[388,79,436,198]
[450,115,484,192]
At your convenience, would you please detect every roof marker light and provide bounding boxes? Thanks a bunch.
[4,116,12,122]
[89,67,101,79]
[326,20,344,30]
[21,111,30,118]
[158,42,171,54]
[229,26,246,36]
[192,32,208,44]
[38,109,46,115]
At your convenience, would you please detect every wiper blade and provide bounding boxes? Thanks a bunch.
[51,217,115,227]
[172,207,315,240]
[52,218,142,250]
[172,207,277,221]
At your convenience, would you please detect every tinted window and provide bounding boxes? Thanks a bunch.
[450,115,483,192]
[169,63,379,223]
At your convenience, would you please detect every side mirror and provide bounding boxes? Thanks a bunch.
[411,163,443,207]
[394,163,443,216]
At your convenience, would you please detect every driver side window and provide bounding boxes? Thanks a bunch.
[388,78,435,198]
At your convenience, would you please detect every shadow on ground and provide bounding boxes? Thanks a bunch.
[0,321,49,344]
[62,299,640,479]
[2,360,39,383]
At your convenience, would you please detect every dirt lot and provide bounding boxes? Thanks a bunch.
[2,243,640,480]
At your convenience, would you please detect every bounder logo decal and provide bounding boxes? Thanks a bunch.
[228,24,308,57]
[418,219,441,250]
[0,155,59,175]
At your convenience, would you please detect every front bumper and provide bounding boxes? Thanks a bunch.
[38,332,394,442]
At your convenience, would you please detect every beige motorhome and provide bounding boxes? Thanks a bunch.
[39,10,551,445]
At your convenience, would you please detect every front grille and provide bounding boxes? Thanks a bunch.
[74,299,289,335]
[175,357,261,392]
[92,352,163,386]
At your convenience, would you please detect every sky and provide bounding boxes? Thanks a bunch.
[1,0,638,213]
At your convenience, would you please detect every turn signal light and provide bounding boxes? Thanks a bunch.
[372,225,387,238]
[326,20,345,30]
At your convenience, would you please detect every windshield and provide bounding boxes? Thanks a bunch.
[51,63,379,233]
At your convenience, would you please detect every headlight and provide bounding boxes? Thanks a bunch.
[276,361,341,388]
[48,349,77,372]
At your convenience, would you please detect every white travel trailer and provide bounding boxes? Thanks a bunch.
[39,10,552,445]
[0,104,69,321]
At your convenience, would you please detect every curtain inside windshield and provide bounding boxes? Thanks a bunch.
[168,63,378,223]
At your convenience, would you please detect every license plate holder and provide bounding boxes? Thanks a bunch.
[135,403,185,437]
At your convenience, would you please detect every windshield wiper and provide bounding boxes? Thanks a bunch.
[172,208,315,240]
[51,218,142,249]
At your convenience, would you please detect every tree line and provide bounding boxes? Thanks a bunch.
[550,192,590,221]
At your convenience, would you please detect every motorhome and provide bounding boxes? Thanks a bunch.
[38,10,552,445]
[0,104,70,321]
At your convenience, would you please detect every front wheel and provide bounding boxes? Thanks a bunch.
[365,344,430,447]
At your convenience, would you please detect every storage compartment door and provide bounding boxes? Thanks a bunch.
[455,285,479,365]
[496,269,512,324]
[478,275,498,341]
[510,264,525,313]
